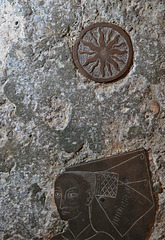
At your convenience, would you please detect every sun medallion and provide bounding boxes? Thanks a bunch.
[73,23,133,83]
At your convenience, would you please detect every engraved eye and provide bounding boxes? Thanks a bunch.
[54,191,61,198]
[67,192,79,198]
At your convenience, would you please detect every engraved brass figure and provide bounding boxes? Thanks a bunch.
[51,173,113,240]
[51,149,155,240]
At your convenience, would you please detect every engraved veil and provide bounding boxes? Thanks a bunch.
[64,149,155,240]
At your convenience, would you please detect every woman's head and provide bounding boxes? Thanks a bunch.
[54,173,93,221]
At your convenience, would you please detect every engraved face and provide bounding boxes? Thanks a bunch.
[54,174,90,220]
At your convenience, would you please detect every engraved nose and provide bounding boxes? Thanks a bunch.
[60,196,67,209]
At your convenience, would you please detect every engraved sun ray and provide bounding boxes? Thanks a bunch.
[107,57,120,71]
[90,60,99,73]
[109,49,127,55]
[83,54,99,66]
[90,32,99,46]
[107,62,112,75]
[78,25,131,80]
[107,35,119,49]
[113,42,125,48]
[79,50,95,55]
[81,40,99,51]
[100,60,105,77]
[99,28,105,47]
[111,55,125,64]
[106,29,112,44]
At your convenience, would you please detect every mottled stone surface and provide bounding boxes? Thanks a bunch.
[0,0,164,239]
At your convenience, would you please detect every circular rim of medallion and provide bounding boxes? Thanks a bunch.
[73,22,133,83]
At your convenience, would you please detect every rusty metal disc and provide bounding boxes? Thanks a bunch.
[73,22,133,83]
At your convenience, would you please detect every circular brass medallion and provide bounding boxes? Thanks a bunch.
[73,23,133,83]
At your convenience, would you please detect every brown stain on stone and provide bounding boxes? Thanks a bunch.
[150,101,160,115]
[111,141,123,152]
[160,62,165,71]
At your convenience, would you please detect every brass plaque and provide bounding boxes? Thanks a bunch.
[73,22,133,83]
[52,149,156,240]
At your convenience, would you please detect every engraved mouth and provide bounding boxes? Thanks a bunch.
[60,210,70,215]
